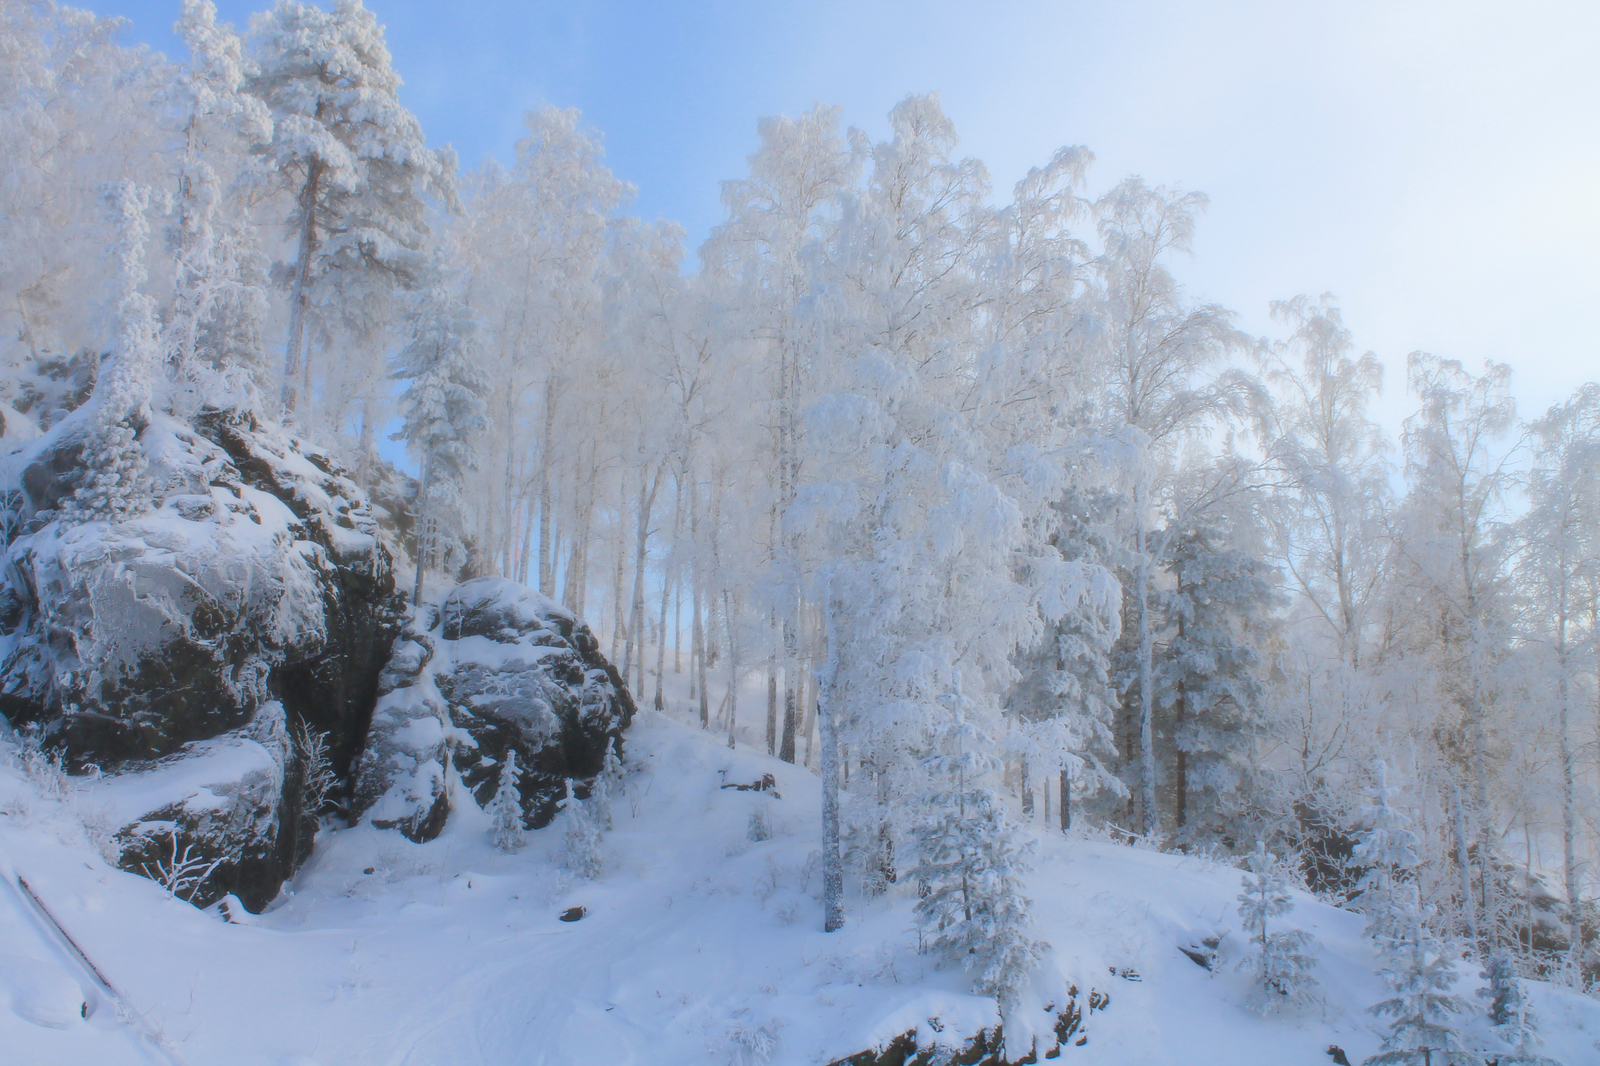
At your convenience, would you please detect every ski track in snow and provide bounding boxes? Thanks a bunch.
[3,688,1598,1066]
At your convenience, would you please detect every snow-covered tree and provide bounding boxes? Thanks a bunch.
[246,0,456,414]
[589,737,623,832]
[1479,954,1562,1066]
[1351,759,1421,938]
[1155,520,1278,839]
[0,1,171,391]
[487,750,525,852]
[1092,177,1246,835]
[1256,294,1392,669]
[910,709,1043,1018]
[1395,354,1519,944]
[392,279,487,603]
[166,0,272,396]
[559,778,603,880]
[1236,841,1320,1013]
[66,181,158,523]
[1008,481,1125,832]
[1364,884,1480,1066]
[1516,384,1600,968]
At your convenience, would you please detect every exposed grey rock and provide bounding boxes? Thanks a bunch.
[0,406,404,907]
[355,576,633,843]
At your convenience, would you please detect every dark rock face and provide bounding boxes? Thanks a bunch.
[354,576,633,842]
[826,987,1110,1066]
[0,407,404,908]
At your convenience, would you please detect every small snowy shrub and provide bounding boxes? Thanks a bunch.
[487,751,525,852]
[723,1018,782,1066]
[748,798,772,842]
[14,735,73,802]
[292,719,336,817]
[1236,841,1320,1013]
[139,831,224,902]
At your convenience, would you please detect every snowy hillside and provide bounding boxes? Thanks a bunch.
[4,708,1595,1066]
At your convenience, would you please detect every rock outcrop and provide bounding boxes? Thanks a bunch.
[0,406,404,908]
[826,986,1111,1066]
[354,576,634,842]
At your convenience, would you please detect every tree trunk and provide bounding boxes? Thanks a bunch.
[820,587,844,932]
[411,457,431,607]
[653,550,672,711]
[628,464,660,696]
[1557,617,1581,964]
[1451,781,1478,943]
[610,501,626,666]
[1060,765,1072,833]
[767,620,779,756]
[696,589,709,728]
[673,567,682,674]
[1175,666,1188,830]
[1133,478,1157,837]
[281,157,323,415]
[724,589,739,749]
[690,481,708,726]
[537,378,556,593]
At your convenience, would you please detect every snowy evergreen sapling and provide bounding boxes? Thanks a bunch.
[1364,885,1480,1066]
[559,778,603,879]
[1236,841,1320,1012]
[1479,954,1562,1065]
[1352,759,1421,941]
[488,750,525,852]
[67,181,158,522]
[911,712,1043,1018]
[589,737,623,832]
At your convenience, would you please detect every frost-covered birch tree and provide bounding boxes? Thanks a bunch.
[1092,178,1242,835]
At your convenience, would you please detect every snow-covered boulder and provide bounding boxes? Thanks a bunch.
[354,576,633,842]
[0,406,404,907]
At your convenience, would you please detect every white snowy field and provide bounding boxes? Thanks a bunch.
[3,706,1597,1066]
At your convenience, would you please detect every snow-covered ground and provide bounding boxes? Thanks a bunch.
[2,704,1596,1066]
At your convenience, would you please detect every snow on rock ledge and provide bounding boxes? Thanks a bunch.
[354,576,634,842]
[0,406,404,908]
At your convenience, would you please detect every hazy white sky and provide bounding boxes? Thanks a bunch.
[103,0,1600,429]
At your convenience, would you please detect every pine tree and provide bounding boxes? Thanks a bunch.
[392,279,487,603]
[1009,482,1125,831]
[1155,522,1278,839]
[559,779,603,880]
[1352,759,1421,940]
[1480,954,1562,1066]
[487,750,525,852]
[589,737,623,832]
[911,714,1043,1018]
[246,0,456,413]
[1364,885,1480,1066]
[1236,841,1320,1013]
[66,181,156,523]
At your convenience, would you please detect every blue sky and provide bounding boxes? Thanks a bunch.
[97,0,1600,429]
